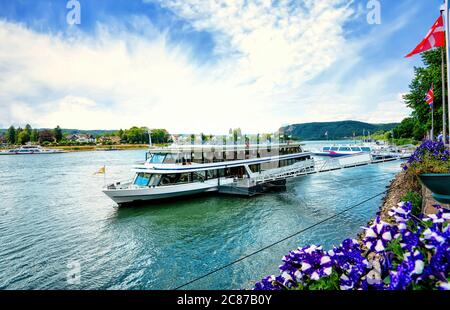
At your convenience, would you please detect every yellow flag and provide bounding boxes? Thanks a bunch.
[94,166,106,175]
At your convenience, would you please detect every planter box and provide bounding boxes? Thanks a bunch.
[419,173,450,204]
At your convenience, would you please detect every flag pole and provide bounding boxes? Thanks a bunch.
[445,0,450,147]
[432,99,434,141]
[440,4,447,143]
[442,46,447,144]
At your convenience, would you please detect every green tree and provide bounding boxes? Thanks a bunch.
[39,130,55,143]
[15,127,23,144]
[17,130,30,145]
[403,48,445,138]
[30,129,39,143]
[54,125,63,142]
[6,126,16,144]
[151,129,170,144]
[24,124,32,135]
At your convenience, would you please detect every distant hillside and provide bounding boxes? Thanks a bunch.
[282,121,398,141]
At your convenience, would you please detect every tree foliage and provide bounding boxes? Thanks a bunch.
[402,48,447,139]
[118,127,170,144]
[6,126,16,144]
[38,130,55,143]
[54,125,63,142]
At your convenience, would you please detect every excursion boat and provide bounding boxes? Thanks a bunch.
[103,143,314,205]
[312,145,372,157]
[0,145,66,155]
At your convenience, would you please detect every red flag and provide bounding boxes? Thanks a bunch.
[405,16,445,58]
[425,84,434,109]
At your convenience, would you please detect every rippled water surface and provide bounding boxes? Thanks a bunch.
[0,145,401,289]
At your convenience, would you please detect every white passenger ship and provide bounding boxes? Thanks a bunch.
[103,143,313,205]
[0,145,66,155]
[312,144,373,157]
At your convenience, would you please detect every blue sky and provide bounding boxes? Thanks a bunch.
[0,0,444,133]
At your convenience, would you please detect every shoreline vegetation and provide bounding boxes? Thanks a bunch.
[0,124,172,152]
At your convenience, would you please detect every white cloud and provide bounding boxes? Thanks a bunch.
[0,1,412,133]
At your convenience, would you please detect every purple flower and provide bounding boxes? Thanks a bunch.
[362,217,398,253]
[399,229,422,252]
[424,244,450,281]
[254,275,284,290]
[423,205,450,224]
[328,239,369,290]
[437,281,450,290]
[389,250,425,290]
[421,218,450,250]
[388,202,413,225]
[405,140,449,170]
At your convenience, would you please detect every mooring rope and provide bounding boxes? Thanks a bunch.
[173,184,398,290]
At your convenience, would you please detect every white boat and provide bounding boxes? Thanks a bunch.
[312,145,372,157]
[103,143,313,205]
[0,145,66,155]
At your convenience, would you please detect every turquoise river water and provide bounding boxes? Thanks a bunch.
[0,142,402,289]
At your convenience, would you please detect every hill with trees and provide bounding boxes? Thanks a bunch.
[281,121,398,141]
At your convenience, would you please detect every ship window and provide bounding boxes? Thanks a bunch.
[148,174,161,186]
[134,173,151,186]
[207,170,217,179]
[160,173,191,186]
[351,147,362,152]
[249,164,261,173]
[339,147,351,151]
[323,147,330,151]
[361,147,371,152]
[330,147,339,151]
[192,171,206,182]
[164,153,177,164]
[150,153,166,163]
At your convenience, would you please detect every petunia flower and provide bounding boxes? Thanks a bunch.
[437,281,450,290]
[388,202,413,224]
[389,250,424,290]
[329,239,369,290]
[362,217,398,253]
[254,275,284,290]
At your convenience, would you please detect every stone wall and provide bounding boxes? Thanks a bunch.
[421,185,450,215]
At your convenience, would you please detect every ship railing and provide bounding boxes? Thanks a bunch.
[247,159,316,184]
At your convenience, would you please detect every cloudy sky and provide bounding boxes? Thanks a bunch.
[0,0,443,133]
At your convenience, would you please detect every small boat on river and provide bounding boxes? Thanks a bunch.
[0,145,66,155]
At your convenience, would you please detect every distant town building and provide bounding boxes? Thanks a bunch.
[97,136,121,144]
[66,134,96,143]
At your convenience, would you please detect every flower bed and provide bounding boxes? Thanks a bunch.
[253,141,450,290]
[254,202,450,290]
[404,140,450,174]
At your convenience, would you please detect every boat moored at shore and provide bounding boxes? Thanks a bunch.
[103,143,314,205]
[312,145,372,157]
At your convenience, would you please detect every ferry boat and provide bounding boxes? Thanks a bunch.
[0,145,66,155]
[103,143,314,205]
[312,145,372,157]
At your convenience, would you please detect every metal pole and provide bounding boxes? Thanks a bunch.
[431,104,434,141]
[442,46,447,144]
[445,0,450,147]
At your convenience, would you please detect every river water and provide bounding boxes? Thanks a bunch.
[0,142,402,289]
